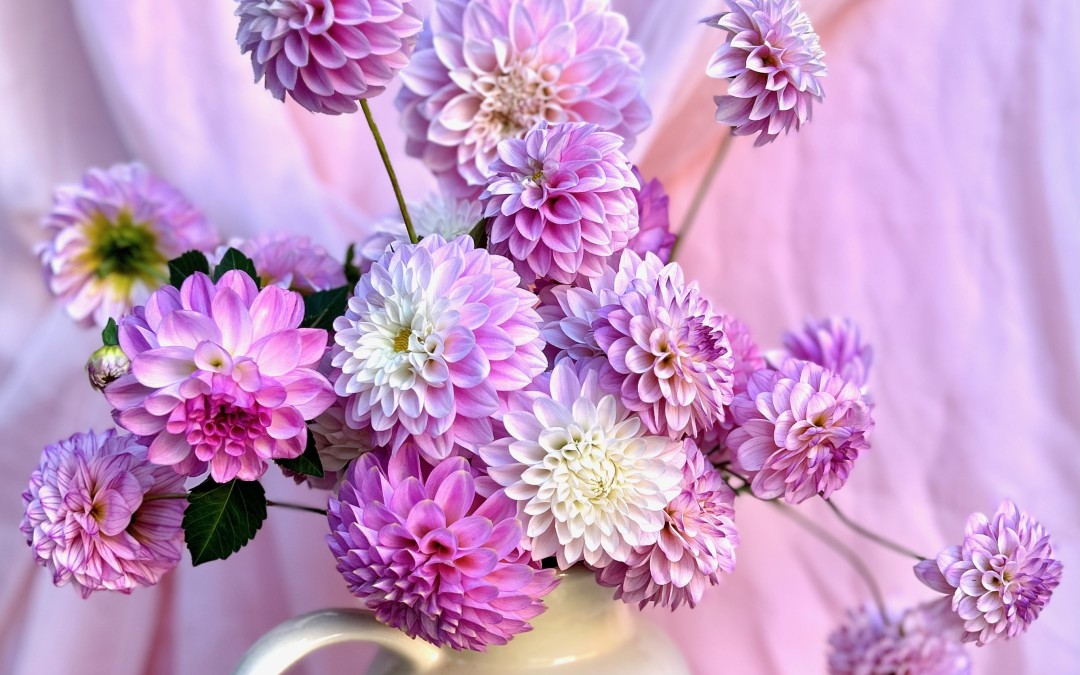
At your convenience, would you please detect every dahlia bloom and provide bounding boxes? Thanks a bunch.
[594,250,735,439]
[595,440,738,609]
[87,344,131,392]
[217,234,345,295]
[308,394,374,473]
[328,450,558,650]
[705,0,827,145]
[38,163,217,328]
[396,0,651,195]
[724,315,766,398]
[332,235,546,461]
[235,0,423,114]
[536,281,605,366]
[780,316,873,389]
[20,429,185,597]
[914,500,1063,646]
[481,360,685,568]
[355,192,482,274]
[105,271,335,483]
[482,121,640,284]
[626,168,675,263]
[727,359,872,503]
[828,602,971,675]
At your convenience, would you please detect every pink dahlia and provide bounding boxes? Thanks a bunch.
[828,602,971,675]
[235,0,423,114]
[780,316,872,389]
[217,234,345,295]
[38,163,218,328]
[332,235,546,461]
[396,0,650,196]
[20,429,185,597]
[626,168,675,263]
[105,271,335,482]
[596,439,738,609]
[482,121,639,284]
[727,359,872,503]
[705,0,827,145]
[328,450,558,650]
[914,500,1063,646]
[594,250,735,439]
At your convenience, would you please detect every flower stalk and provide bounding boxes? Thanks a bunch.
[360,99,417,244]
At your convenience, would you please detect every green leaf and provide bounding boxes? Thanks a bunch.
[167,250,210,288]
[101,318,119,347]
[344,243,360,286]
[469,218,488,250]
[213,247,260,287]
[302,285,349,332]
[275,429,324,478]
[182,477,267,566]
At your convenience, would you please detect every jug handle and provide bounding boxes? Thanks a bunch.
[234,608,442,674]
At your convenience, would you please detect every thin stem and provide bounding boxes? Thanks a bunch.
[266,500,327,517]
[670,129,735,261]
[359,99,416,244]
[824,498,928,561]
[143,492,188,502]
[769,500,889,618]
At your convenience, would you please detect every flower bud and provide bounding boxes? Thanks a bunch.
[86,345,130,391]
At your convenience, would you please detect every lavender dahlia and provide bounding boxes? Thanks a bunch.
[332,235,546,461]
[38,163,217,328]
[828,602,971,675]
[396,0,651,195]
[727,359,872,503]
[914,500,1063,646]
[626,168,676,263]
[105,271,335,482]
[596,440,738,610]
[482,121,640,284]
[219,234,345,295]
[705,0,827,145]
[236,0,423,114]
[20,429,185,597]
[328,450,558,650]
[780,316,873,389]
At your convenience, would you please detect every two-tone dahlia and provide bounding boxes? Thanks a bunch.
[914,500,1063,646]
[217,234,345,295]
[596,439,738,609]
[355,192,482,274]
[593,250,735,439]
[328,450,558,650]
[38,163,218,328]
[481,121,639,284]
[396,0,651,195]
[481,360,685,568]
[235,0,423,114]
[332,235,546,461]
[727,359,872,503]
[828,602,971,675]
[779,316,872,389]
[626,168,676,263]
[105,271,335,482]
[705,0,827,145]
[20,429,185,597]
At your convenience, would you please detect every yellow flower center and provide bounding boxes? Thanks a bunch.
[82,210,167,287]
[393,328,412,353]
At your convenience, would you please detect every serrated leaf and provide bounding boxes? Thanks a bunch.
[276,429,325,478]
[344,243,360,286]
[101,318,119,347]
[469,218,488,250]
[302,285,349,332]
[213,247,260,287]
[168,250,210,288]
[182,477,267,566]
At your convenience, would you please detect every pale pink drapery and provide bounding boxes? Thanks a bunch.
[0,1,1076,673]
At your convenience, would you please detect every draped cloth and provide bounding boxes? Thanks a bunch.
[0,1,1076,672]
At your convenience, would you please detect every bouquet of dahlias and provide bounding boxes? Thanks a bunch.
[21,0,1061,670]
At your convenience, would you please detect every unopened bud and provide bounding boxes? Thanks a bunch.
[86,345,130,391]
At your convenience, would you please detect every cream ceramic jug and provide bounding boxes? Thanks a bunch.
[234,569,691,674]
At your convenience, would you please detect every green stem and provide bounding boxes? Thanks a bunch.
[670,129,735,261]
[823,498,928,561]
[359,99,416,244]
[266,500,327,517]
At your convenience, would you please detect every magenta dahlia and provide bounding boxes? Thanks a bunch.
[780,316,872,389]
[104,271,335,482]
[218,233,345,295]
[914,500,1063,646]
[626,168,675,263]
[37,163,218,328]
[828,602,971,675]
[595,439,738,609]
[727,359,872,503]
[396,0,650,196]
[327,450,558,650]
[332,235,546,462]
[705,0,827,145]
[481,121,639,284]
[20,429,185,597]
[235,0,423,114]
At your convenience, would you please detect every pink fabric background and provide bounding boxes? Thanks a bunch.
[1,1,1077,673]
